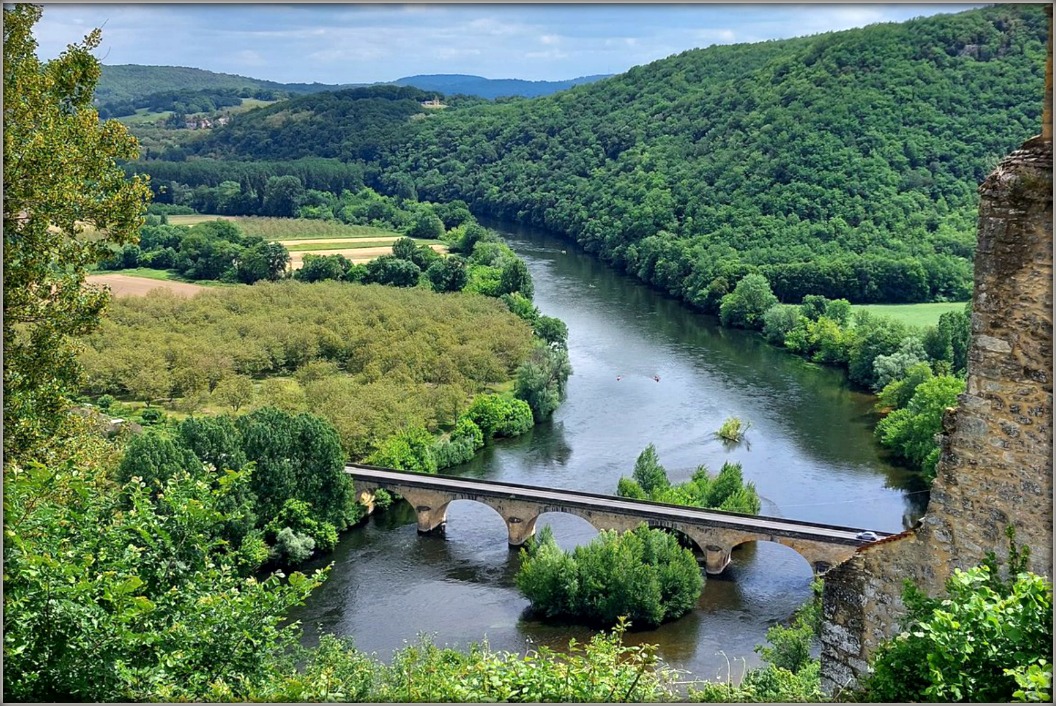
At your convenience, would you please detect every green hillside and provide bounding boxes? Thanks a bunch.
[378,4,1047,305]
[182,85,436,163]
[95,64,353,104]
[130,5,1048,304]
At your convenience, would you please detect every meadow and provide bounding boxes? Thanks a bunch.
[852,302,969,328]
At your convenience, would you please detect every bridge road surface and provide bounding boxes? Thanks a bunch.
[345,465,895,547]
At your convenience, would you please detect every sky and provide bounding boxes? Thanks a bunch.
[33,3,987,85]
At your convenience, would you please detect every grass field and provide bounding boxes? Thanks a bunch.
[853,301,969,328]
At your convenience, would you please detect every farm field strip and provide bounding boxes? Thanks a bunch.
[283,237,442,252]
[287,243,448,268]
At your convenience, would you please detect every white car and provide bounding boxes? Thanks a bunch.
[855,530,879,542]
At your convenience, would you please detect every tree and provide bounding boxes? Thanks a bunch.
[516,524,703,628]
[872,336,928,391]
[238,241,290,283]
[364,254,421,287]
[212,374,255,412]
[294,253,351,283]
[719,274,779,330]
[630,444,670,495]
[262,175,306,217]
[405,209,444,239]
[3,462,323,702]
[875,374,965,480]
[514,346,572,422]
[235,408,352,531]
[499,258,534,298]
[425,256,468,293]
[3,5,151,460]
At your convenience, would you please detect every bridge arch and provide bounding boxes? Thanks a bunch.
[730,537,852,575]
[533,510,602,550]
[645,524,708,557]
[436,498,511,541]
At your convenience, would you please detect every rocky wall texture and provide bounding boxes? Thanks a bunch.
[820,136,1053,694]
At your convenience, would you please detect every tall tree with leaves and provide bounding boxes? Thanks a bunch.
[3,5,151,461]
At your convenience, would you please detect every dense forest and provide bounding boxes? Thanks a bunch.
[95,63,356,105]
[183,84,437,162]
[129,4,1047,306]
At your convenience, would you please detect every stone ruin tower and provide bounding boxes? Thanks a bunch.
[819,5,1053,693]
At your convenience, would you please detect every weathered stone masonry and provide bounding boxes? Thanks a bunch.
[820,133,1053,693]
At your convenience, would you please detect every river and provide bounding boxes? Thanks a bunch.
[290,221,927,683]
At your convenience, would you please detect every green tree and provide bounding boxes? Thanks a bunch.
[631,444,670,495]
[866,535,1052,703]
[516,524,704,628]
[3,462,324,702]
[235,407,352,530]
[238,240,290,283]
[366,425,438,474]
[406,209,444,239]
[425,255,468,293]
[499,258,535,298]
[262,175,306,217]
[212,374,255,412]
[875,374,965,480]
[364,254,421,287]
[514,345,572,422]
[115,432,202,492]
[3,5,150,460]
[719,274,779,330]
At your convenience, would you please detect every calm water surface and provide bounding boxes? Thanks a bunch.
[291,222,927,682]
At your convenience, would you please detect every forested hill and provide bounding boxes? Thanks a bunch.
[375,4,1047,305]
[393,73,611,99]
[188,85,435,162]
[96,64,356,104]
[130,4,1048,304]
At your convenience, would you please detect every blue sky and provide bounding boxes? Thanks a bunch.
[34,3,986,84]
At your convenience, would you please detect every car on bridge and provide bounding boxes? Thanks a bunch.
[855,530,879,542]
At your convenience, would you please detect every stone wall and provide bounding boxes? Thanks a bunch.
[820,134,1053,694]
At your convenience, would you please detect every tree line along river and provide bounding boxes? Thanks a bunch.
[289,221,927,681]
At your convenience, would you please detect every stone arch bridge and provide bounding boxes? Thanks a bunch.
[347,465,892,575]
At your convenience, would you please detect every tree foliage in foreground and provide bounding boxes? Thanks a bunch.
[864,531,1053,703]
[3,455,324,702]
[3,4,151,461]
[516,525,704,629]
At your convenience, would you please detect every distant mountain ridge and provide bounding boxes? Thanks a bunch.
[392,73,612,99]
[97,65,609,105]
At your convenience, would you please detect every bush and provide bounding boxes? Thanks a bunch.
[273,526,316,564]
[516,525,704,628]
[865,533,1052,703]
[464,394,534,440]
[617,445,761,514]
[366,425,438,474]
[96,394,114,411]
